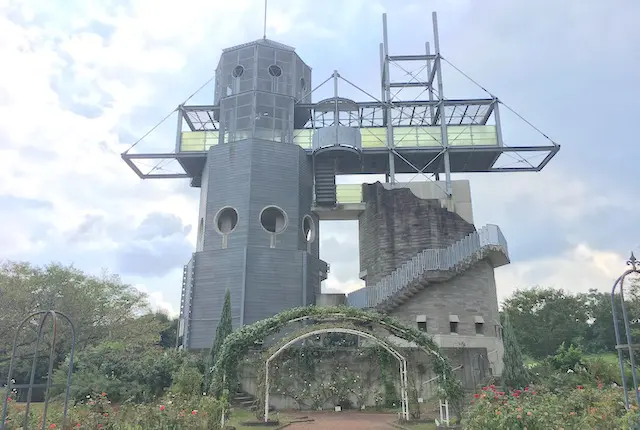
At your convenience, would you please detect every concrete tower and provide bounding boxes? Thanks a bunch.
[123,12,559,382]
[179,39,326,349]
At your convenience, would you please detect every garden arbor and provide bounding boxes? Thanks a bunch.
[208,306,462,425]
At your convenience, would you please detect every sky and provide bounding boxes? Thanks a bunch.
[1,0,639,317]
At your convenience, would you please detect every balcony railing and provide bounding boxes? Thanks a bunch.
[347,224,509,309]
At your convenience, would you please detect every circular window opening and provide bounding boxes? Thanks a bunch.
[302,215,315,243]
[260,206,287,234]
[300,77,306,91]
[268,64,282,77]
[232,65,244,78]
[215,207,238,234]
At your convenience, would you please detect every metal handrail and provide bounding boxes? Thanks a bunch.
[347,224,508,308]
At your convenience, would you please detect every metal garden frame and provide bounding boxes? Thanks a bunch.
[612,253,640,409]
[0,311,76,430]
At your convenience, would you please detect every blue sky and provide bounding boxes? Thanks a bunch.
[0,0,638,315]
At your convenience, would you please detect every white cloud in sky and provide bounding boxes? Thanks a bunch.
[0,0,638,317]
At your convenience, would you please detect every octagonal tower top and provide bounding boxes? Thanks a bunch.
[214,38,312,105]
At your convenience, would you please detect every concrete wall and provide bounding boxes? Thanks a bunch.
[386,260,504,375]
[315,293,347,307]
[380,180,474,224]
[358,181,476,286]
[183,139,327,349]
[238,345,493,411]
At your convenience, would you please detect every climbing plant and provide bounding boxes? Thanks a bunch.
[208,305,463,409]
[254,321,374,418]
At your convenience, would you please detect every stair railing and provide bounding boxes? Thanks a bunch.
[347,224,508,309]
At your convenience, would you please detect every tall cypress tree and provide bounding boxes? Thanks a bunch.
[211,290,233,363]
[208,290,233,392]
[501,312,530,390]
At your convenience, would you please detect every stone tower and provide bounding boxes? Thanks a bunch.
[180,39,327,349]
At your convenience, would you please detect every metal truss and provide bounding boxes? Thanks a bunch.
[121,12,559,181]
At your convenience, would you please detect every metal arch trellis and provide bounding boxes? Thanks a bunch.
[0,311,76,430]
[262,327,410,423]
[612,253,640,409]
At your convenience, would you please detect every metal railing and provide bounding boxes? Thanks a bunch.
[347,224,509,309]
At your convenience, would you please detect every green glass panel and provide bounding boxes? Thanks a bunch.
[335,184,363,204]
[180,131,219,152]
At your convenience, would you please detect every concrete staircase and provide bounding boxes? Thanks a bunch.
[347,224,510,312]
[233,385,275,412]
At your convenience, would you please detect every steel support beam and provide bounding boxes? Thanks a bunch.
[389,54,437,61]
[432,11,452,197]
[382,13,395,185]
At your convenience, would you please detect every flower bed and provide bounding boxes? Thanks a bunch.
[464,383,639,430]
[2,392,226,430]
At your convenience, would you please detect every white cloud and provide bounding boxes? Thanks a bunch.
[0,0,637,317]
[495,244,629,304]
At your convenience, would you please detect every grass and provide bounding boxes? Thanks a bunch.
[400,422,438,429]
[524,352,619,367]
[584,352,619,364]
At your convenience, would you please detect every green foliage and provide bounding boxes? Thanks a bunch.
[171,356,206,397]
[502,283,640,359]
[501,287,589,358]
[464,383,638,429]
[501,313,530,390]
[550,343,584,372]
[2,392,227,429]
[210,290,233,364]
[0,261,178,396]
[208,306,462,420]
[52,341,187,403]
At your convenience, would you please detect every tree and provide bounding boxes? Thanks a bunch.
[501,287,588,358]
[501,313,530,390]
[0,261,174,393]
[208,290,233,391]
[210,290,233,363]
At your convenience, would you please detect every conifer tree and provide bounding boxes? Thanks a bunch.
[208,290,233,392]
[211,289,233,363]
[501,312,530,390]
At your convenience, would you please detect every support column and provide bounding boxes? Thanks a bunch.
[382,13,395,185]
[432,12,452,198]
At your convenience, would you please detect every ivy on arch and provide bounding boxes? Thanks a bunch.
[256,321,412,421]
[208,305,464,407]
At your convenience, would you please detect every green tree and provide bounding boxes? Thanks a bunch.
[210,290,233,363]
[501,313,530,390]
[208,290,233,391]
[0,261,174,396]
[502,287,588,358]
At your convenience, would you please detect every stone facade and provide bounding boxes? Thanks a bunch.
[359,181,476,286]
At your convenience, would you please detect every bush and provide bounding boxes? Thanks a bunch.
[464,383,638,430]
[2,391,227,429]
[53,341,189,404]
[550,343,583,372]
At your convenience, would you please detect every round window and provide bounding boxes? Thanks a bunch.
[260,206,287,234]
[268,64,282,77]
[302,215,315,243]
[215,207,239,234]
[232,65,244,78]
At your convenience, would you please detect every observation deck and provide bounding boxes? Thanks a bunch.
[122,99,559,186]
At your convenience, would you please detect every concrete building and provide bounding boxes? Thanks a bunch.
[123,11,559,385]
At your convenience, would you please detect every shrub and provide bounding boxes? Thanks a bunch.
[1,392,227,430]
[464,383,638,430]
[551,343,583,372]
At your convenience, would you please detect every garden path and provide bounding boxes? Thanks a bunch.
[286,411,398,429]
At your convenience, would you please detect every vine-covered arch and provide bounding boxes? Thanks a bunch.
[261,324,410,422]
[208,305,463,421]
